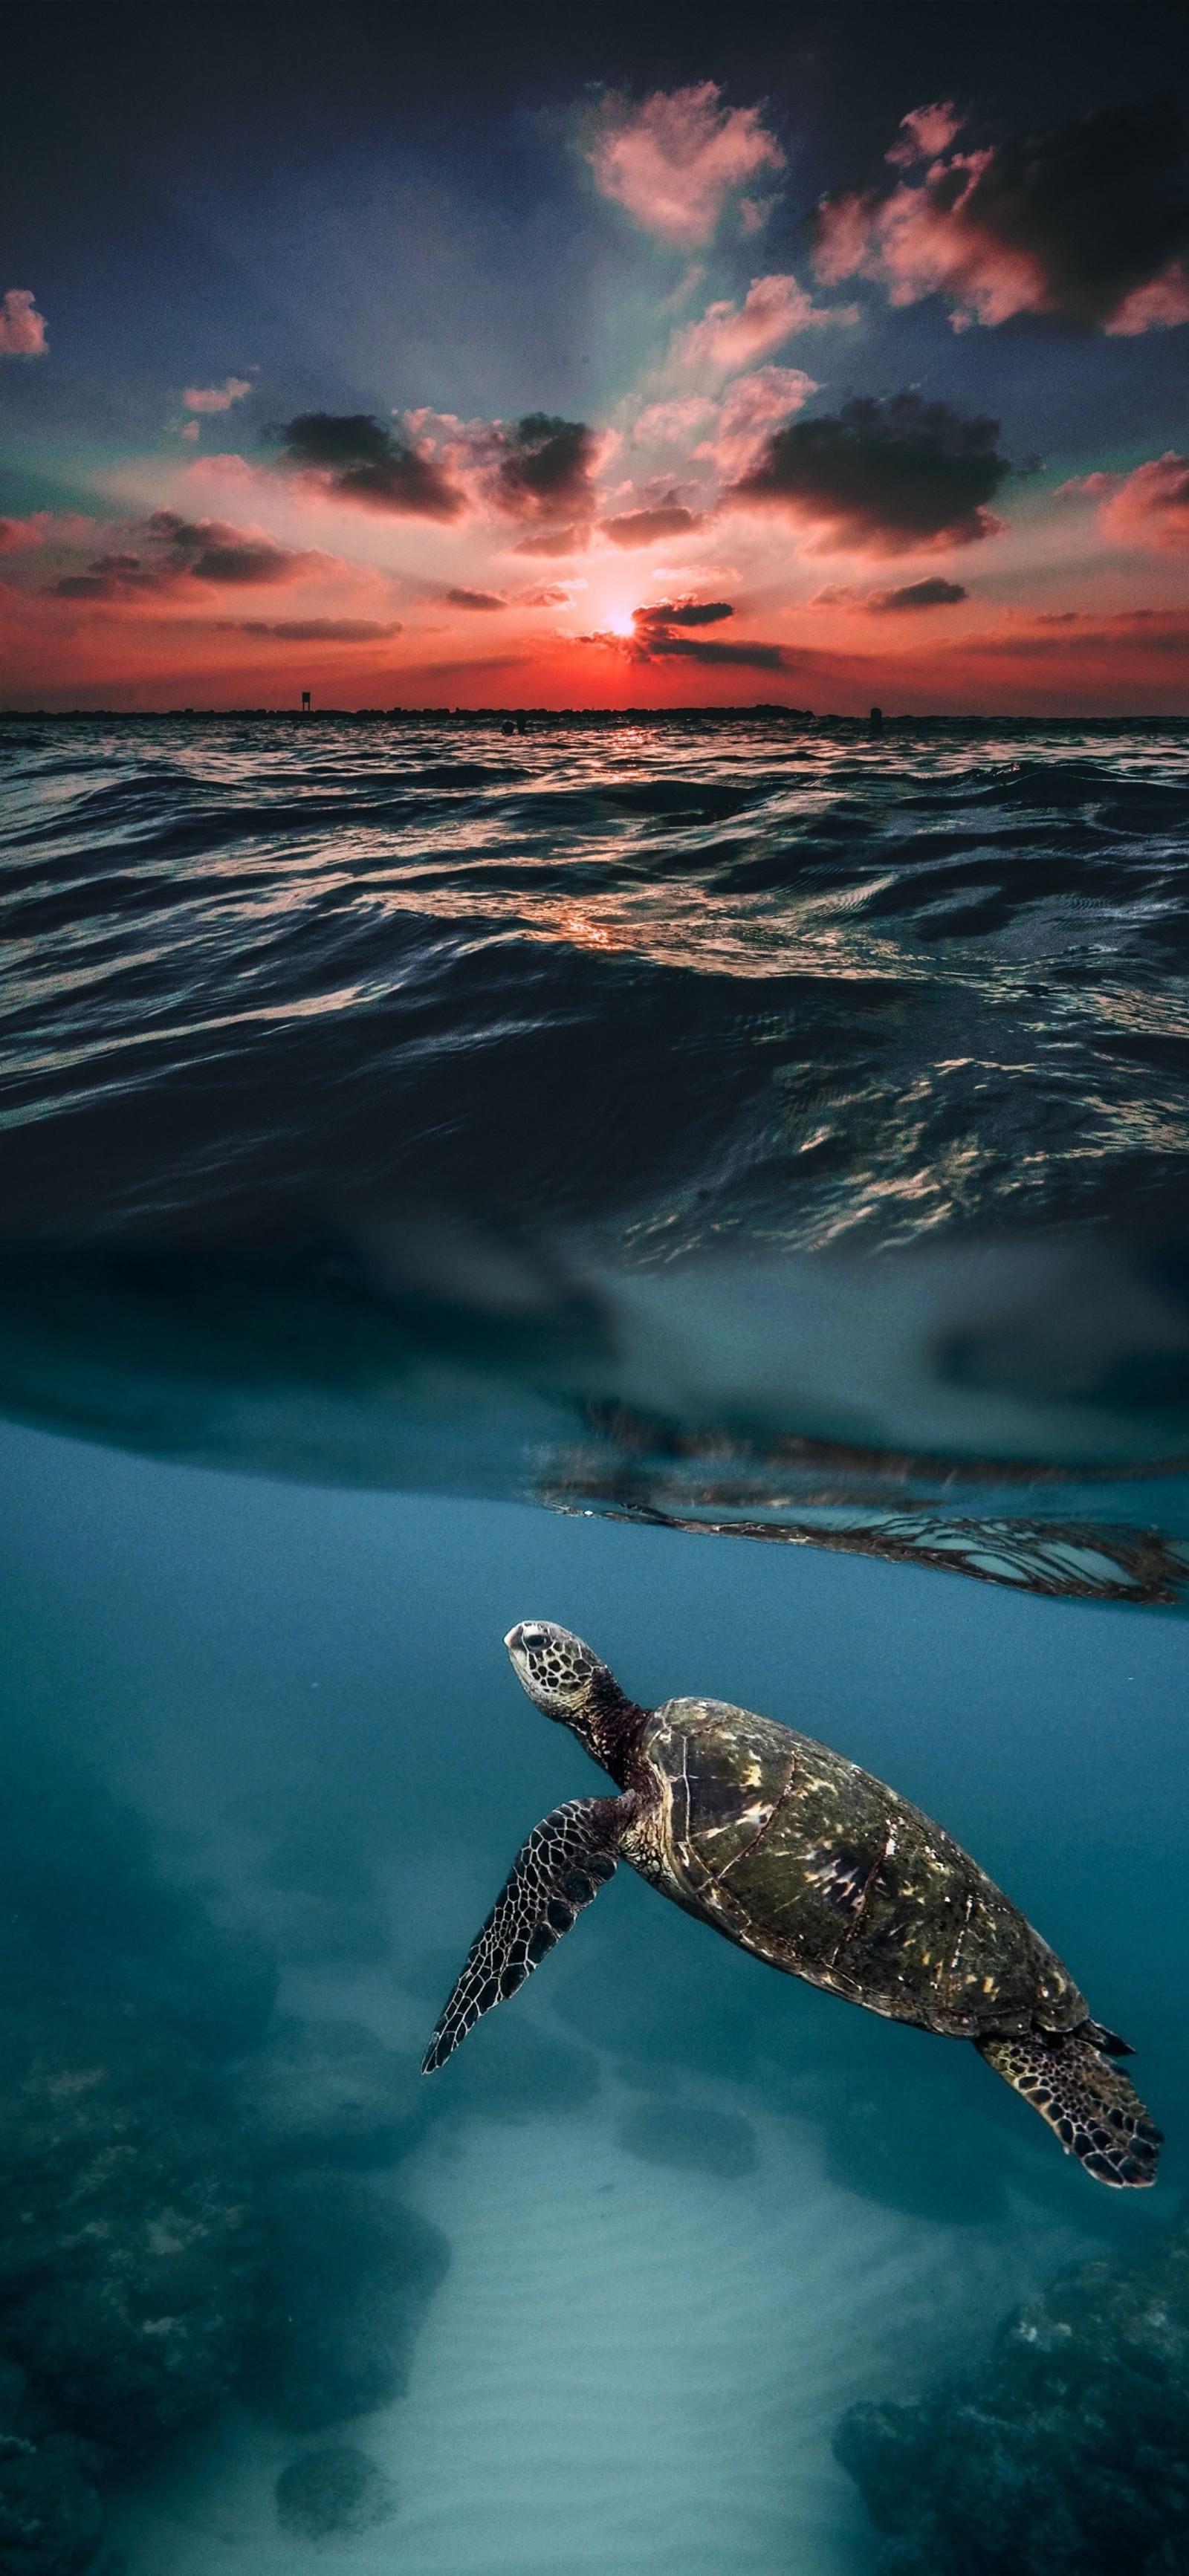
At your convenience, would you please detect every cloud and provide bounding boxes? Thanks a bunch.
[517,585,574,607]
[1073,451,1189,552]
[47,513,330,599]
[276,412,463,518]
[149,513,315,585]
[216,619,402,641]
[0,513,53,555]
[487,413,599,527]
[810,577,967,610]
[865,576,968,610]
[511,524,591,557]
[671,273,853,377]
[693,366,818,477]
[600,497,704,547]
[0,288,48,356]
[971,609,1189,660]
[444,587,506,609]
[584,82,785,247]
[885,103,965,169]
[813,100,1189,334]
[626,597,784,666]
[730,392,1011,554]
[635,631,785,668]
[639,597,734,626]
[184,377,253,414]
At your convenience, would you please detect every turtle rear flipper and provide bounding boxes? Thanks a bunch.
[422,1794,632,2073]
[976,2025,1162,2187]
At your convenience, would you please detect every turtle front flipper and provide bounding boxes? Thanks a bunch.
[976,2023,1163,2187]
[421,1794,630,2072]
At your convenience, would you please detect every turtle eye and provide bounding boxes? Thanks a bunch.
[520,1626,548,1650]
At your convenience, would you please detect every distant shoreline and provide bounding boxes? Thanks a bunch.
[2,707,1186,728]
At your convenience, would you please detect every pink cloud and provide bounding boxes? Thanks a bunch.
[629,395,718,451]
[585,83,785,248]
[814,149,1045,328]
[671,273,853,376]
[0,512,56,555]
[1107,267,1189,336]
[179,452,260,489]
[0,288,48,356]
[885,101,965,169]
[183,377,253,413]
[814,102,1189,335]
[1097,452,1189,551]
[694,366,819,476]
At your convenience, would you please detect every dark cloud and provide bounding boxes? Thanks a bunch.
[638,635,785,667]
[814,100,1189,335]
[276,413,462,519]
[444,587,506,609]
[730,394,1010,553]
[630,600,782,666]
[148,513,313,585]
[490,413,598,525]
[216,619,402,640]
[600,502,704,548]
[53,572,126,599]
[54,546,161,598]
[48,514,322,599]
[641,597,733,626]
[866,577,968,610]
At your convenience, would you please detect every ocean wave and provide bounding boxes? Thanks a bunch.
[3,713,1189,1600]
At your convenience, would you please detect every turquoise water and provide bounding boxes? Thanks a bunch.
[3,715,1188,2572]
[1,1413,1185,2572]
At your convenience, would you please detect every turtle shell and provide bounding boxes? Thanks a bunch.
[641,1698,1084,2040]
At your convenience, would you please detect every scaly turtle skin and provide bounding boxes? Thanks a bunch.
[423,1622,1162,2190]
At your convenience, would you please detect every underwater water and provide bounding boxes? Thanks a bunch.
[1,712,1188,2574]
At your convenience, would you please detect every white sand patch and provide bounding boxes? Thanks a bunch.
[109,2066,1086,2576]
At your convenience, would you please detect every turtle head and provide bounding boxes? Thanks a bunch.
[504,1618,646,1779]
[505,1620,606,1723]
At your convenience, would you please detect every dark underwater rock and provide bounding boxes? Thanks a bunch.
[0,1992,261,2460]
[619,2100,758,2179]
[835,2204,1189,2574]
[0,2427,104,2576]
[243,2170,450,2430]
[275,2444,396,2537]
[0,1727,451,2554]
[230,2017,427,2170]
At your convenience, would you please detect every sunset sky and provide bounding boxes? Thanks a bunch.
[3,1,1189,713]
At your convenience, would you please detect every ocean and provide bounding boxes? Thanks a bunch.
[1,711,1187,2575]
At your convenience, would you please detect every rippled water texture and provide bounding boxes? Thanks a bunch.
[3,712,1189,1600]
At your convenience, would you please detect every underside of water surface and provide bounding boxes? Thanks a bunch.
[1,715,1188,2576]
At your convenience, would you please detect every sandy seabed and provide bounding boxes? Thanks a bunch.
[109,2004,1089,2576]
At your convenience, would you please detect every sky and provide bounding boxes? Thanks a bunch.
[2,0,1189,714]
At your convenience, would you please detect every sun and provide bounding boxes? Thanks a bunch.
[603,607,636,637]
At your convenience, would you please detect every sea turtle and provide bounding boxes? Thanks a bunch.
[423,1622,1162,2189]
